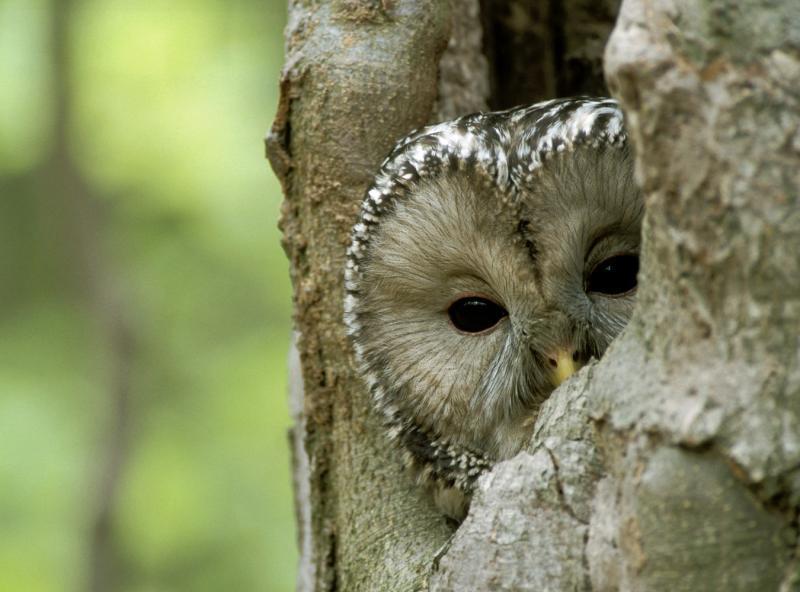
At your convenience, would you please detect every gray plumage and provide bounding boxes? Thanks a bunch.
[344,98,643,519]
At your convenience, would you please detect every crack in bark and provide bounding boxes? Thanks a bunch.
[544,445,589,526]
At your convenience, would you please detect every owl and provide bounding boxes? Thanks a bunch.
[344,98,643,519]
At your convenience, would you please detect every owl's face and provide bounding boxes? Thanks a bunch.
[345,98,642,500]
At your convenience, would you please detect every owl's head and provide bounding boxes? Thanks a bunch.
[345,98,642,509]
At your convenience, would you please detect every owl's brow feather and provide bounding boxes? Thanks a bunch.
[515,218,544,287]
[586,221,627,255]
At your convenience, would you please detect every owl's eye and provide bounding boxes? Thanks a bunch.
[587,254,639,296]
[448,297,508,334]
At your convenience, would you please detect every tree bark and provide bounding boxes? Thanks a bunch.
[269,3,460,589]
[268,0,798,589]
[590,1,800,588]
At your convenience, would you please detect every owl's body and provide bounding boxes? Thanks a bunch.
[345,98,642,519]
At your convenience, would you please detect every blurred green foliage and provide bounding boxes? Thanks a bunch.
[0,0,295,590]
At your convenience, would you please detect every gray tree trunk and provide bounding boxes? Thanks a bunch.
[267,0,799,590]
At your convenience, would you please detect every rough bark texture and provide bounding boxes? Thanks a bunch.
[481,0,620,108]
[434,0,489,120]
[269,3,462,589]
[269,0,798,589]
[430,366,603,591]
[591,1,800,588]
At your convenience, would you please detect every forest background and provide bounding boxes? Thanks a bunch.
[0,1,296,590]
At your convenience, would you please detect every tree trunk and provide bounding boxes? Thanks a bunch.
[267,0,799,589]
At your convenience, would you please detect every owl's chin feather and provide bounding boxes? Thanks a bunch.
[432,483,470,521]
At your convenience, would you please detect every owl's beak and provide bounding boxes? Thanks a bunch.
[547,349,580,387]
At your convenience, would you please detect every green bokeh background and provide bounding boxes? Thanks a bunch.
[0,1,295,590]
